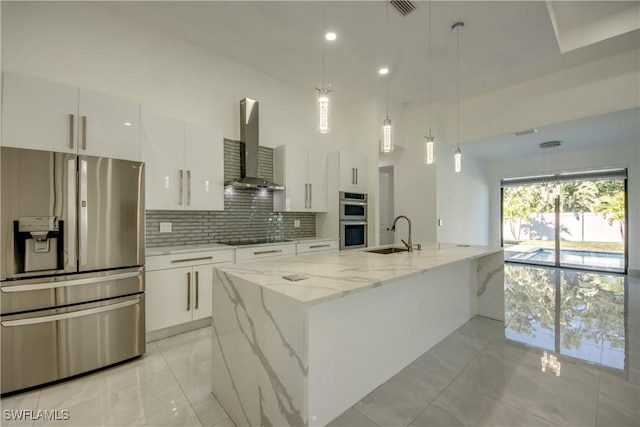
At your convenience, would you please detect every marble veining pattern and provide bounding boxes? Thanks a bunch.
[476,252,506,321]
[212,269,308,427]
[214,244,503,306]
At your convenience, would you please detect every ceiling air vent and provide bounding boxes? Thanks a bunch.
[390,0,416,16]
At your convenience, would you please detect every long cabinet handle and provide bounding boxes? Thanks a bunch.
[69,114,75,149]
[170,256,213,264]
[1,298,140,327]
[179,170,184,206]
[355,168,358,185]
[187,170,192,206]
[195,271,199,310]
[187,272,191,311]
[310,244,331,249]
[352,168,355,185]
[81,116,87,150]
[1,270,141,293]
[253,249,283,255]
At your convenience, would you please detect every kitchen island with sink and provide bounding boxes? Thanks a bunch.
[211,243,504,426]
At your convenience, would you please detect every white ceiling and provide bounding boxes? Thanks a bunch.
[100,1,640,160]
[463,106,640,160]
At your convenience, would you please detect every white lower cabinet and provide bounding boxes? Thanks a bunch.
[296,240,339,255]
[145,250,233,333]
[235,243,296,263]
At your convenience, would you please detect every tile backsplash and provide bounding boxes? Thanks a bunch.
[145,140,316,247]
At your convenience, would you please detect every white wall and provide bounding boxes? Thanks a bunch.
[387,100,488,247]
[445,49,640,146]
[487,142,640,272]
[437,149,490,246]
[388,104,438,244]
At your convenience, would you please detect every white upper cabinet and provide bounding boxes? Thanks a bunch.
[184,123,224,211]
[141,112,224,211]
[273,145,327,212]
[2,72,78,153]
[337,151,368,192]
[141,114,185,210]
[77,88,140,160]
[1,71,141,161]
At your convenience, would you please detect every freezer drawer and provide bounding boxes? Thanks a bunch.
[0,267,144,315]
[1,294,145,394]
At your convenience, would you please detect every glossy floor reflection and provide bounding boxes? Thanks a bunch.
[330,265,639,427]
[2,265,638,426]
[0,327,230,427]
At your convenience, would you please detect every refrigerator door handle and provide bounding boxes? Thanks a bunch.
[79,159,88,265]
[0,270,141,293]
[1,298,141,327]
[66,158,77,272]
[179,170,184,206]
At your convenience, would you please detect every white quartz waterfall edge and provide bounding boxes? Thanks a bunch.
[211,244,504,426]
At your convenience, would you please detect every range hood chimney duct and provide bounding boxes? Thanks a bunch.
[226,98,284,190]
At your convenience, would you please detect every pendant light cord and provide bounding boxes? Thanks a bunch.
[386,1,389,117]
[322,1,326,87]
[428,0,432,136]
[456,23,460,150]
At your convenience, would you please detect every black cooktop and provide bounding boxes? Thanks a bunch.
[222,239,292,246]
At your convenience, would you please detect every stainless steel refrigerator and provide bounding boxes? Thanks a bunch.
[0,147,145,394]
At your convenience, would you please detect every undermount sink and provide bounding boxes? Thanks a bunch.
[364,247,409,255]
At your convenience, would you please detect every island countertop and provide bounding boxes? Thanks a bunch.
[214,243,502,306]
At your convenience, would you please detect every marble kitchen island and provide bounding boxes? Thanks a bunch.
[211,244,504,427]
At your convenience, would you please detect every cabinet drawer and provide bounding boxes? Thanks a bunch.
[146,250,234,271]
[296,240,339,254]
[235,244,296,262]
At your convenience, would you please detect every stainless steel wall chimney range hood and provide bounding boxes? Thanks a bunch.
[225,98,285,190]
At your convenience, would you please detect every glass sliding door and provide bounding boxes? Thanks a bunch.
[559,178,626,272]
[501,169,627,273]
[502,182,557,266]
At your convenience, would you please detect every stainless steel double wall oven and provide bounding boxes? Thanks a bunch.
[339,191,368,250]
[0,147,145,394]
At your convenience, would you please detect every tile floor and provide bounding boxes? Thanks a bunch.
[1,265,638,427]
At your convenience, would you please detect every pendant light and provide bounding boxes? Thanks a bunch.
[540,141,562,204]
[381,1,393,153]
[452,21,464,173]
[316,1,331,134]
[424,1,435,165]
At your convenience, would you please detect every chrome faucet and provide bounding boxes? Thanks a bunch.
[390,215,420,252]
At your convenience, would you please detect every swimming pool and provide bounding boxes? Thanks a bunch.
[524,248,624,269]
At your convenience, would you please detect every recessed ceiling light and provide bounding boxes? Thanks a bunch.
[325,32,337,41]
[379,67,389,75]
[124,122,132,126]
